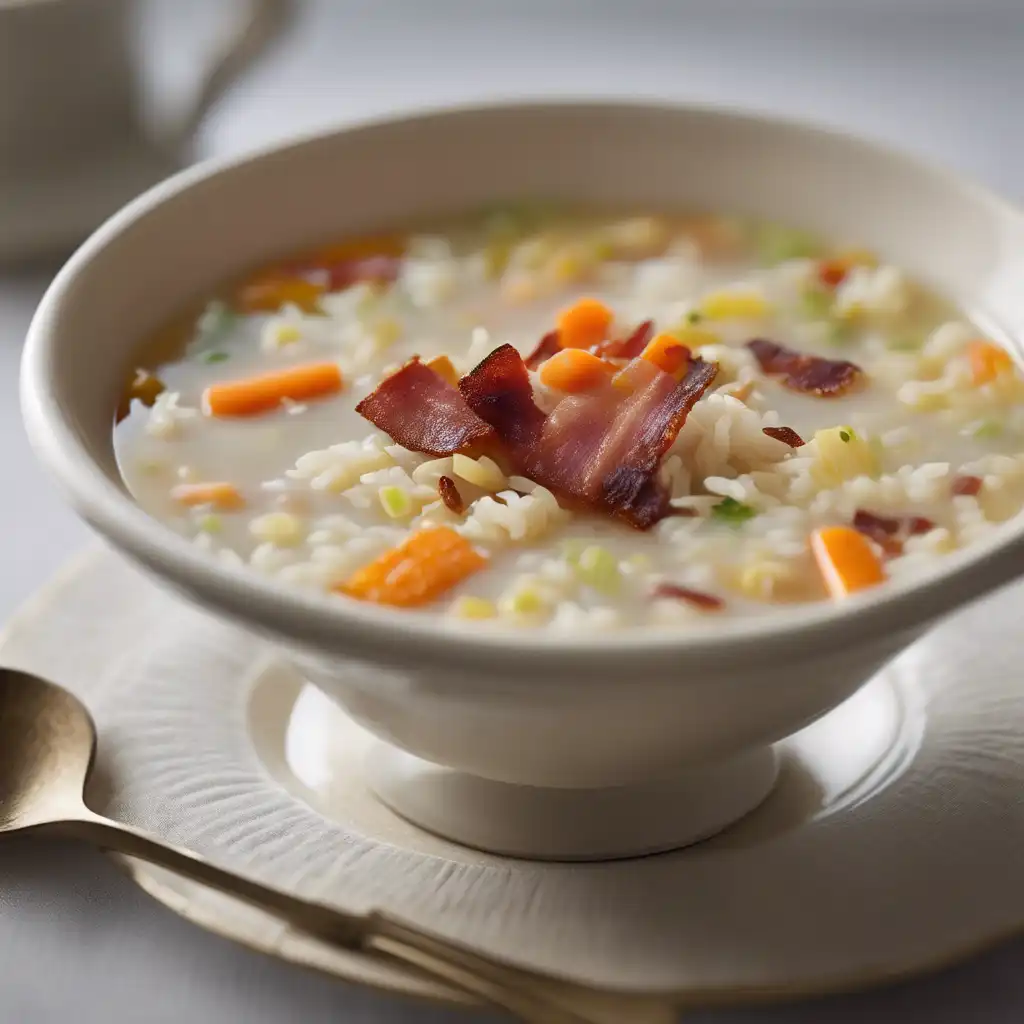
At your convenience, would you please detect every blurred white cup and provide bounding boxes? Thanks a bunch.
[0,0,293,261]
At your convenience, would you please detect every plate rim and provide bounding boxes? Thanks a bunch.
[2,546,1023,1013]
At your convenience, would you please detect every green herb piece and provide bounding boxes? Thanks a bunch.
[800,289,833,320]
[826,321,854,345]
[686,310,704,325]
[711,497,758,525]
[755,224,820,266]
[200,350,230,364]
[197,514,222,534]
[839,429,851,443]
[577,545,621,595]
[973,420,1004,440]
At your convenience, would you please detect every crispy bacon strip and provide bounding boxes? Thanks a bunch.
[762,425,805,447]
[747,339,863,397]
[852,509,935,557]
[355,359,494,457]
[594,319,655,360]
[524,331,562,371]
[460,344,717,529]
[653,583,725,611]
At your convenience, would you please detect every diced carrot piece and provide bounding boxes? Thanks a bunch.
[967,339,1014,385]
[538,348,615,392]
[171,482,245,510]
[234,275,324,314]
[817,258,851,289]
[640,333,691,375]
[204,361,343,418]
[556,298,614,349]
[426,354,459,386]
[811,525,886,599]
[338,526,487,607]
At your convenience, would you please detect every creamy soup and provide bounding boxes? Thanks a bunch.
[114,208,1024,629]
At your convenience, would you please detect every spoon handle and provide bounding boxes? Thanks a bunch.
[54,813,603,1024]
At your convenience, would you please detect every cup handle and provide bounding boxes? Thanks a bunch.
[169,0,295,151]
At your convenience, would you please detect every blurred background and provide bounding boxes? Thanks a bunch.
[3,2,1024,1022]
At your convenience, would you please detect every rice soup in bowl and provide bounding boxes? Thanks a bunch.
[23,103,1024,858]
[115,208,1024,630]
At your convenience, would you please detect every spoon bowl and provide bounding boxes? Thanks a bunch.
[0,668,96,830]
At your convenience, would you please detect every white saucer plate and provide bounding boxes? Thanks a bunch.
[1,548,1023,1012]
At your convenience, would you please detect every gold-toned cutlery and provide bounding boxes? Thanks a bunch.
[0,666,663,1024]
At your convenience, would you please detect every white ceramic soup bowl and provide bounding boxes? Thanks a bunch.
[22,102,1024,860]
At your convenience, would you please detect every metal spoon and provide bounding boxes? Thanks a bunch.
[0,666,634,1024]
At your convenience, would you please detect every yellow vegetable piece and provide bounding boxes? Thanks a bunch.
[812,426,879,486]
[699,290,771,321]
[451,596,498,620]
[812,526,886,598]
[338,527,487,607]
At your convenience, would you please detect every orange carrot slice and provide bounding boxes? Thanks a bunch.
[811,525,886,598]
[338,527,487,607]
[235,275,325,314]
[967,339,1013,386]
[556,298,613,349]
[171,482,245,510]
[204,362,343,418]
[640,333,691,375]
[538,348,615,392]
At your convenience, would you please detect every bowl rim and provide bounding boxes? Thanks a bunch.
[21,97,1024,677]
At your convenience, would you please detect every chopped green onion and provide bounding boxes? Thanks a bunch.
[826,321,854,345]
[973,420,1004,439]
[577,545,621,594]
[686,310,703,325]
[378,485,413,519]
[755,224,820,266]
[200,350,230,364]
[800,289,833,320]
[839,429,852,443]
[561,539,587,565]
[197,514,222,534]
[711,497,758,525]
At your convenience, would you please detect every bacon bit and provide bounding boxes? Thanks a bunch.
[355,358,494,457]
[524,330,563,370]
[438,475,464,514]
[852,509,936,557]
[762,425,805,447]
[460,345,717,529]
[747,338,863,397]
[594,320,655,361]
[653,583,724,611]
[951,474,983,497]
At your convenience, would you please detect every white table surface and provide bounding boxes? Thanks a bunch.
[2,2,1023,1020]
